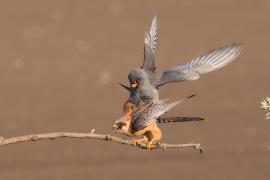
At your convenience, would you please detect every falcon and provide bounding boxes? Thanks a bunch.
[113,95,195,150]
[120,15,242,122]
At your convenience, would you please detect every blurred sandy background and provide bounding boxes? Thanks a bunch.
[0,0,270,179]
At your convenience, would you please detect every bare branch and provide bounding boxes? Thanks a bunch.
[0,130,202,153]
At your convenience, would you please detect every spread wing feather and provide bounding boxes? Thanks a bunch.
[156,43,242,86]
[141,14,158,73]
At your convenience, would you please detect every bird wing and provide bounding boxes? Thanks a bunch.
[155,43,242,87]
[131,95,193,132]
[141,14,158,73]
[131,99,168,132]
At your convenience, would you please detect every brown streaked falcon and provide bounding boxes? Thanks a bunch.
[113,95,195,150]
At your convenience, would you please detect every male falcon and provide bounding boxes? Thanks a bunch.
[120,14,242,121]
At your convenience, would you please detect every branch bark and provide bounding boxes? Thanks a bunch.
[0,130,202,153]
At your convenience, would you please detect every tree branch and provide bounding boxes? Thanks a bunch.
[0,129,202,153]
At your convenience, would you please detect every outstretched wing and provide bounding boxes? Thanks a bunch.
[156,43,242,87]
[141,14,158,73]
[131,95,194,132]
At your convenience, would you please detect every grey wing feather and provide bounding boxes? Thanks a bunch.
[131,95,192,132]
[156,43,242,86]
[154,95,194,118]
[141,14,158,73]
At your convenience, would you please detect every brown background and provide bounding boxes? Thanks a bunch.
[0,0,270,179]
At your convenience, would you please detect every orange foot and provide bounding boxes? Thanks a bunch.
[146,139,157,151]
[133,137,147,146]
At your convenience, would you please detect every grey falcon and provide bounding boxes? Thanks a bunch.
[120,14,242,107]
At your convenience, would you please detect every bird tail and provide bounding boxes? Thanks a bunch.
[156,116,204,123]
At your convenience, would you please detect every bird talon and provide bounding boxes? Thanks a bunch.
[133,138,147,146]
[133,139,137,146]
[146,142,153,150]
[146,144,152,150]
[146,140,157,150]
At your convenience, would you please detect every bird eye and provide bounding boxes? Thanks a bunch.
[117,122,127,129]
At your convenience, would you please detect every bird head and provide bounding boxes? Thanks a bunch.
[128,68,149,88]
[112,121,127,130]
[112,117,131,136]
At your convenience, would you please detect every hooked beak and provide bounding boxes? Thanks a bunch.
[112,123,119,129]
[112,116,126,130]
[131,81,139,88]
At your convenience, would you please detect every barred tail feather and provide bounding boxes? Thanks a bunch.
[157,116,204,123]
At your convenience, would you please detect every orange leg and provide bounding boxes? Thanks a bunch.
[132,122,162,150]
[144,123,162,150]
